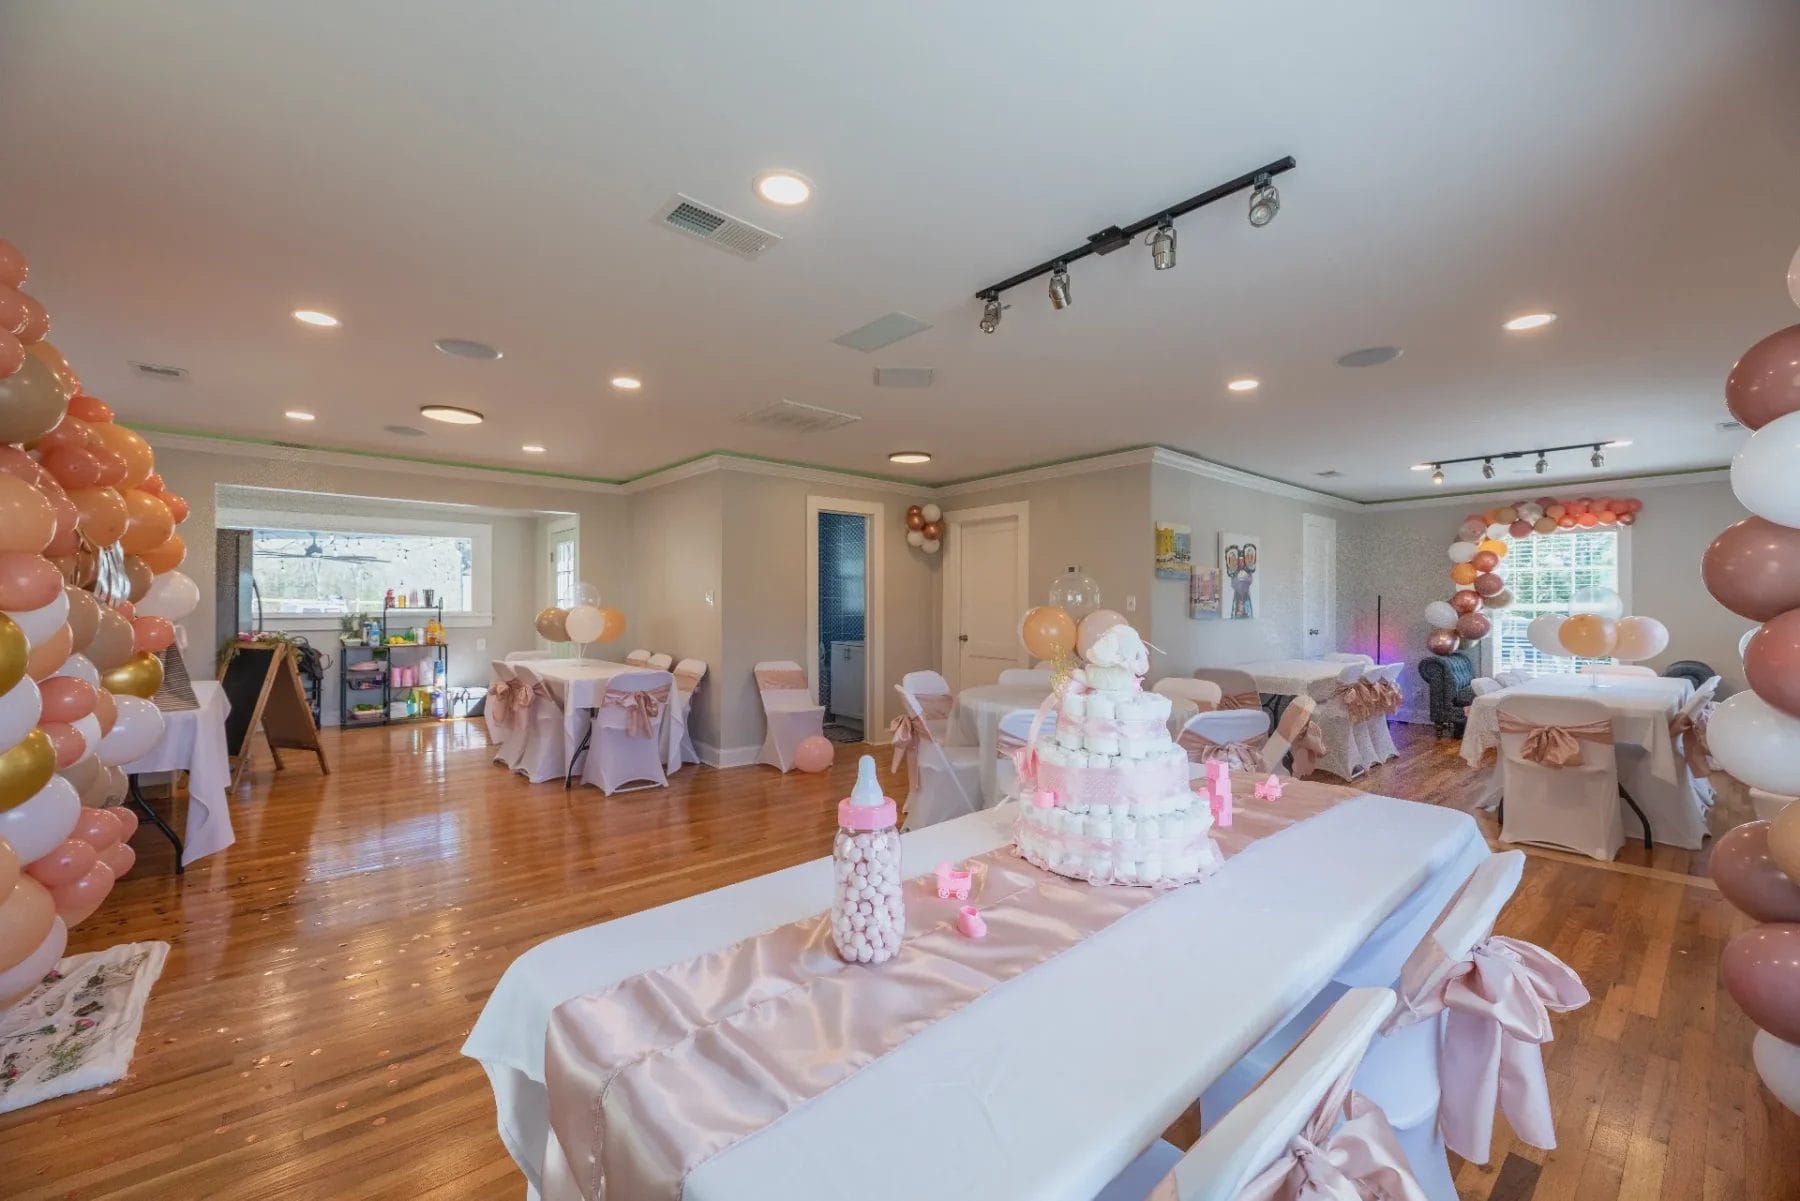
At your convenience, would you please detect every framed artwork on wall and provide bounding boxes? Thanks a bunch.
[1221,532,1260,620]
[1189,566,1221,620]
[1154,522,1192,580]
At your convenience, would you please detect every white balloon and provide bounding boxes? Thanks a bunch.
[136,569,200,621]
[1517,504,1543,522]
[563,603,605,644]
[1789,241,1800,312]
[96,695,165,766]
[1611,615,1669,662]
[0,916,66,1003]
[1754,1030,1800,1116]
[906,529,924,548]
[0,774,80,863]
[1447,542,1478,564]
[921,503,942,523]
[1527,614,1566,657]
[6,590,69,646]
[0,677,42,748]
[1742,627,1759,661]
[1486,523,1510,541]
[1733,411,1800,528]
[922,539,941,554]
[1569,586,1624,620]
[49,653,99,687]
[571,580,601,608]
[1709,691,1800,795]
[1424,601,1459,629]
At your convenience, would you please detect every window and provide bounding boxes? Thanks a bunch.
[253,528,474,617]
[1492,528,1625,675]
[551,533,577,608]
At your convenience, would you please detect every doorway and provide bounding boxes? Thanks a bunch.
[940,502,1029,690]
[1302,513,1337,658]
[805,497,886,744]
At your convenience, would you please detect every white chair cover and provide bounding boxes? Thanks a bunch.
[1497,695,1624,861]
[993,705,1053,798]
[900,670,957,740]
[580,670,673,795]
[647,652,673,671]
[1470,677,1502,697]
[1660,674,1720,807]
[1495,669,1533,688]
[1153,677,1223,716]
[1101,989,1429,1201]
[487,660,537,771]
[754,660,825,772]
[1178,708,1272,775]
[1192,667,1262,713]
[624,649,651,667]
[890,683,982,829]
[997,667,1054,687]
[1578,664,1656,678]
[1321,652,1375,666]
[1364,663,1403,764]
[1311,662,1373,782]
[510,664,569,785]
[668,658,707,771]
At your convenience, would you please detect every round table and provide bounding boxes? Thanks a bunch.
[950,683,1052,805]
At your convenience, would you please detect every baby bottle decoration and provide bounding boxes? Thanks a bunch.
[831,755,904,964]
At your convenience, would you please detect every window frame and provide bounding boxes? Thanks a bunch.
[220,506,495,631]
[1485,525,1632,676]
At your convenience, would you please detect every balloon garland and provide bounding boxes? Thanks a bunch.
[0,236,198,1008]
[1427,494,1645,656]
[1703,259,1800,1113]
[904,503,943,555]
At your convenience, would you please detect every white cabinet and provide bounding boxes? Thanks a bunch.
[828,640,865,720]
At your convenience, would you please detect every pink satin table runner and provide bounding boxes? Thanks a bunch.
[542,776,1361,1201]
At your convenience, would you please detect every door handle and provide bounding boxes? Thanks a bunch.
[958,634,969,642]
[1308,628,1320,635]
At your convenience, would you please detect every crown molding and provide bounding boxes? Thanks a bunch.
[1357,466,1731,512]
[936,444,1358,511]
[622,452,922,496]
[934,447,1160,497]
[1147,446,1360,511]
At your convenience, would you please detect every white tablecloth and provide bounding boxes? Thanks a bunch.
[492,660,634,772]
[120,681,234,866]
[1461,674,1704,848]
[950,684,1052,804]
[465,794,1486,1200]
[1234,658,1360,699]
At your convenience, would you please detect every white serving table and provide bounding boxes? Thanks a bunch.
[1234,657,1362,700]
[120,680,235,869]
[950,683,1054,805]
[465,793,1486,1200]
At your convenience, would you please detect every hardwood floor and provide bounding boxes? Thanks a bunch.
[0,721,1795,1199]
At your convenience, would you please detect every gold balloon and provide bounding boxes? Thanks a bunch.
[0,729,55,811]
[0,613,25,694]
[102,651,164,699]
[534,606,569,642]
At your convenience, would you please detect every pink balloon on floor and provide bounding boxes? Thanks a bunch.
[1722,923,1800,1044]
[1712,821,1800,923]
[793,735,835,774]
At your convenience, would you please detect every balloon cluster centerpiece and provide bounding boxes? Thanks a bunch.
[1427,495,1645,658]
[535,580,625,659]
[904,503,944,555]
[1701,273,1800,1114]
[0,236,198,1008]
[1515,588,1670,670]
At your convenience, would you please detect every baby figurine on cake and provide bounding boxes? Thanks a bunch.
[1013,611,1222,887]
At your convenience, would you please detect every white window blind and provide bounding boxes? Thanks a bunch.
[1492,529,1623,675]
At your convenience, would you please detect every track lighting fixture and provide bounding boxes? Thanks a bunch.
[1590,445,1605,469]
[1247,173,1280,228]
[1431,465,1445,486]
[1048,263,1071,310]
[1535,453,1548,474]
[1481,459,1496,480]
[1413,439,1628,482]
[1149,219,1176,271]
[979,294,1004,334]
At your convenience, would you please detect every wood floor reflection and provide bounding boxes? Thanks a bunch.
[0,720,1793,1200]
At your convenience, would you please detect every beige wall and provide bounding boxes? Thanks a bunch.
[626,472,725,748]
[1337,474,1750,717]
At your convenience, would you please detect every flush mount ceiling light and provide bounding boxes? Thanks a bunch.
[419,404,484,425]
[753,170,813,207]
[1226,377,1260,393]
[973,156,1296,331]
[434,337,503,360]
[610,376,642,391]
[292,309,340,327]
[1415,438,1628,481]
[522,444,546,454]
[284,410,316,422]
[888,451,932,465]
[1503,312,1557,332]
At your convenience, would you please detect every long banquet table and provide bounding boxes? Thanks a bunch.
[464,787,1486,1200]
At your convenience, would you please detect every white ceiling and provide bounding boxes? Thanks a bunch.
[2,1,1796,500]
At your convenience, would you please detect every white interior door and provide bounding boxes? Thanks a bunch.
[945,507,1026,689]
[1302,514,1336,657]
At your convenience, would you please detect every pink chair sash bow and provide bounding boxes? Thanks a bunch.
[487,678,529,728]
[1177,730,1269,773]
[1375,678,1402,714]
[1339,680,1386,722]
[1498,714,1613,768]
[1149,1066,1430,1201]
[1385,934,1589,1163]
[887,714,931,784]
[1669,703,1715,779]
[603,685,670,738]
[673,669,704,694]
[1220,689,1263,712]
[911,692,954,722]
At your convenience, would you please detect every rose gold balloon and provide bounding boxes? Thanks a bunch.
[0,474,54,554]
[137,532,185,574]
[1704,518,1800,622]
[906,510,925,531]
[1722,923,1800,1044]
[1450,589,1483,615]
[0,240,26,290]
[1455,612,1492,641]
[24,622,72,680]
[1509,519,1534,538]
[1425,629,1460,656]
[1474,572,1505,597]
[921,520,945,541]
[91,423,153,489]
[1745,609,1800,720]
[1726,323,1800,431]
[1471,550,1499,573]
[67,394,112,423]
[1712,821,1800,923]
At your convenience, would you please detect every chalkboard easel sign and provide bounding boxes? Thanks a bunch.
[219,641,331,789]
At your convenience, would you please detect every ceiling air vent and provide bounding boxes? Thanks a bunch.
[656,194,781,260]
[739,399,861,434]
[1313,469,1343,478]
[1717,420,1744,432]
[873,367,934,388]
[131,361,188,381]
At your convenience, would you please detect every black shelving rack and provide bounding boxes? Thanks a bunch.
[339,605,449,727]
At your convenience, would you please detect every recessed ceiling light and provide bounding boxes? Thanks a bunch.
[521,444,546,454]
[610,376,642,391]
[434,337,503,361]
[753,170,813,207]
[1503,312,1556,332]
[888,451,932,465]
[1409,463,1434,472]
[1226,377,1260,393]
[419,404,484,425]
[284,410,316,422]
[292,309,340,327]
[1605,439,1633,448]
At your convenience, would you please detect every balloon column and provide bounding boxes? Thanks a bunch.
[1426,494,1645,657]
[904,503,944,555]
[0,236,198,997]
[535,581,624,660]
[1701,265,1800,1113]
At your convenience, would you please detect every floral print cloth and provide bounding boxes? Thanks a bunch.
[0,941,169,1114]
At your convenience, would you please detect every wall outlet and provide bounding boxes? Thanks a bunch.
[1125,595,1137,613]
[476,637,487,651]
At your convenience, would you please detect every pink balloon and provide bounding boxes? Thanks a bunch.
[1726,323,1800,431]
[47,861,112,927]
[110,806,138,841]
[131,614,175,653]
[1712,821,1800,923]
[97,840,134,879]
[1722,923,1800,1044]
[37,674,97,723]
[71,805,121,851]
[1458,519,1486,542]
[0,550,62,611]
[1455,612,1492,641]
[793,735,835,774]
[1745,610,1800,720]
[23,837,97,888]
[1703,518,1800,622]
[1075,608,1128,659]
[40,721,86,769]
[1425,629,1460,656]
[1508,519,1534,538]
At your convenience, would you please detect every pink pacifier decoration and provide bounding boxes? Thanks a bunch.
[1029,788,1056,809]
[1254,774,1284,801]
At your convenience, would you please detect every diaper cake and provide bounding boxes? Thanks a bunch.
[1012,615,1222,887]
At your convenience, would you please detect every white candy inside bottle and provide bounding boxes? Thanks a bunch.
[831,754,905,964]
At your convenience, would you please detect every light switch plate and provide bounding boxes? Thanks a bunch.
[705,590,716,607]
[476,637,487,650]
[1125,595,1137,613]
